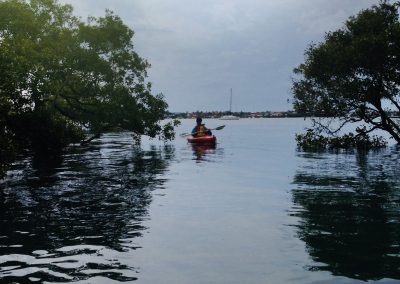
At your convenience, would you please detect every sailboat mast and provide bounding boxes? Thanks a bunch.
[219,88,239,120]
[229,88,232,113]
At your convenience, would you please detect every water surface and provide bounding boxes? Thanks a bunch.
[1,118,400,283]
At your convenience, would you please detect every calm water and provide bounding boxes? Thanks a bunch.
[1,118,400,283]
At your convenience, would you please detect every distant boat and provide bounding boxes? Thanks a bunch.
[219,114,239,120]
[219,88,239,120]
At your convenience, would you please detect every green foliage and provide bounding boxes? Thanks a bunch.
[296,130,387,151]
[9,109,85,151]
[0,0,177,175]
[293,1,400,146]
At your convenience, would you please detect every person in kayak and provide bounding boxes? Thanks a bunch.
[192,117,212,137]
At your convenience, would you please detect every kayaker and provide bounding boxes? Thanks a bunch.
[192,117,212,137]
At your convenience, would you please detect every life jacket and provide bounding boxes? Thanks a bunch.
[196,125,207,137]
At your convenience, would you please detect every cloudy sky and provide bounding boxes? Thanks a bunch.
[59,0,379,112]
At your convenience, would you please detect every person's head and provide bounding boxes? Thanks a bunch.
[196,117,202,125]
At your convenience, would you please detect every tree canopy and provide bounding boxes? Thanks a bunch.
[293,1,400,149]
[0,0,178,175]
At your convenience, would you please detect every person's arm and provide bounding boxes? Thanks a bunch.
[191,127,197,136]
[205,125,212,135]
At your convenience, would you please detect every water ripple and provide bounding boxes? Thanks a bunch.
[291,146,400,280]
[0,133,174,283]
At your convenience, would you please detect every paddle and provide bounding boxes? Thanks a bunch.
[180,125,226,137]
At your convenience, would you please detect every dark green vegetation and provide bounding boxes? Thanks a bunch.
[296,130,387,151]
[0,0,178,177]
[293,1,400,150]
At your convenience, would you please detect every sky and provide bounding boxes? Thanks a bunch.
[58,0,379,112]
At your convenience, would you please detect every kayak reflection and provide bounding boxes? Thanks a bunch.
[191,143,217,162]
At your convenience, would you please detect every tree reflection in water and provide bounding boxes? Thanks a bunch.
[291,147,400,281]
[0,133,175,283]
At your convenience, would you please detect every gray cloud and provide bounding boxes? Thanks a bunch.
[59,0,380,111]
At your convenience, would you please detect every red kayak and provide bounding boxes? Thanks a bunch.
[187,135,217,145]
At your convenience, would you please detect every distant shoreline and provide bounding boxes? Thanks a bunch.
[167,111,400,119]
[167,111,301,119]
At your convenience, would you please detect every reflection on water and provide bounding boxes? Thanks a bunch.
[190,144,217,162]
[291,147,400,281]
[0,133,174,283]
[4,118,400,283]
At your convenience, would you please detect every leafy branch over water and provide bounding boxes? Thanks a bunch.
[0,0,179,177]
[296,129,387,151]
[296,130,387,150]
[293,1,400,148]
